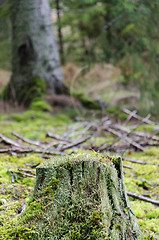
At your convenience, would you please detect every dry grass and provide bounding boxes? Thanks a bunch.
[63,63,139,107]
[0,69,11,89]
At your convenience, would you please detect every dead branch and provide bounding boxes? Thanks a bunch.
[0,133,22,147]
[127,191,159,206]
[46,132,71,143]
[113,125,159,142]
[0,147,60,155]
[123,165,134,169]
[18,168,36,173]
[8,171,15,183]
[12,132,45,148]
[60,136,91,151]
[124,110,137,125]
[13,171,36,178]
[123,109,155,125]
[25,163,40,168]
[104,127,145,151]
[123,158,154,165]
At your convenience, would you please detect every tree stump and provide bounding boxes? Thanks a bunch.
[31,154,140,239]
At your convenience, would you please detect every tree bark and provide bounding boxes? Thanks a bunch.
[26,155,140,239]
[56,0,65,65]
[7,0,65,104]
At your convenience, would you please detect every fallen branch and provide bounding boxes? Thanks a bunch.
[0,147,60,155]
[25,163,40,168]
[13,171,36,178]
[8,171,15,183]
[123,157,154,165]
[18,168,36,173]
[12,132,45,148]
[123,165,134,169]
[60,136,91,151]
[127,191,159,206]
[46,132,71,143]
[123,109,155,125]
[0,133,22,147]
[114,125,159,142]
[104,127,145,151]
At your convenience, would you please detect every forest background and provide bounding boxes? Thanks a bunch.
[1,0,159,114]
[0,0,159,239]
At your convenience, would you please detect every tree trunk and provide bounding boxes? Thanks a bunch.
[24,155,140,239]
[56,0,65,65]
[6,0,65,105]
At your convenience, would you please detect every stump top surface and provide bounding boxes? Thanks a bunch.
[36,153,117,169]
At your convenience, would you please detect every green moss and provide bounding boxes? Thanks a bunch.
[30,98,52,112]
[72,91,100,109]
[21,76,46,105]
[139,219,159,235]
[106,107,127,121]
[2,76,46,105]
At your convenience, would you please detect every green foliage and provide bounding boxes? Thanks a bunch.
[30,98,52,112]
[72,91,100,109]
[51,0,159,114]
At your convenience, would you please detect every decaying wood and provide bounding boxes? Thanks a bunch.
[59,136,91,151]
[0,109,159,157]
[18,168,36,173]
[123,158,154,165]
[127,191,159,206]
[123,109,155,125]
[33,155,140,239]
[8,171,15,183]
[0,133,22,147]
[0,147,60,155]
[46,132,71,143]
[12,132,45,148]
[13,171,36,178]
[123,165,134,169]
[25,163,40,168]
[104,127,145,151]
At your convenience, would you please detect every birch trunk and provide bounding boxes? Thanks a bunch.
[7,0,65,104]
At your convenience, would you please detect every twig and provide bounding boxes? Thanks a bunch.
[123,157,154,165]
[124,110,137,125]
[13,171,36,178]
[12,132,45,148]
[18,168,36,173]
[114,125,159,141]
[123,165,134,169]
[8,171,14,183]
[46,132,71,143]
[104,127,145,151]
[123,109,155,125]
[60,136,91,151]
[0,147,61,155]
[0,133,22,147]
[127,191,159,206]
[25,163,40,168]
[21,201,27,214]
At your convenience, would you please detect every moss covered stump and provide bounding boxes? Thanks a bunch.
[26,154,140,239]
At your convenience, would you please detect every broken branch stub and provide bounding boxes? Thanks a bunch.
[29,154,140,239]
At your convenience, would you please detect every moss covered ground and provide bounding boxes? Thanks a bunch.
[0,109,158,239]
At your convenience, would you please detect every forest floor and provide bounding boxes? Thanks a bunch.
[0,64,158,239]
[0,108,159,239]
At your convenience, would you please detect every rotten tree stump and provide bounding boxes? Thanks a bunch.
[32,154,140,239]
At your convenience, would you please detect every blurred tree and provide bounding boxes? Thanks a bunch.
[4,0,65,105]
